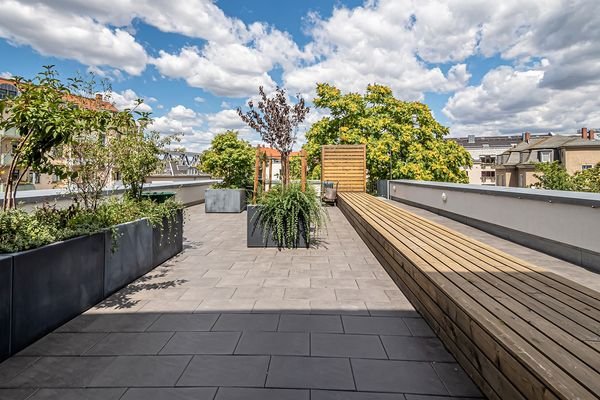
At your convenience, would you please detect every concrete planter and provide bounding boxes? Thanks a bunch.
[247,205,308,248]
[11,233,105,354]
[104,219,154,297]
[152,209,184,267]
[0,208,184,361]
[205,188,246,213]
[0,256,12,361]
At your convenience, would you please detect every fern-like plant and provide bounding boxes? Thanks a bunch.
[253,183,326,248]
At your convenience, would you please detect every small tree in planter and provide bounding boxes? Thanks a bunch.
[201,131,255,213]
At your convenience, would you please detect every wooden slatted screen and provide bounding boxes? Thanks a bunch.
[321,144,366,192]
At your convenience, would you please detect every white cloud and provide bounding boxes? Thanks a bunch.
[105,89,153,113]
[194,97,206,103]
[0,71,12,79]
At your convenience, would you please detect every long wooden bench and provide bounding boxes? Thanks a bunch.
[338,192,600,400]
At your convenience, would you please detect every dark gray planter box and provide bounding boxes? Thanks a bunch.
[10,233,105,354]
[205,188,246,213]
[0,256,12,361]
[152,209,184,266]
[247,205,308,248]
[104,219,154,296]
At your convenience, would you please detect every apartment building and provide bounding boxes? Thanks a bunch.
[495,128,600,188]
[0,77,118,191]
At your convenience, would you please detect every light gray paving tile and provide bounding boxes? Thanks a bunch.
[311,390,406,400]
[342,316,411,335]
[336,289,391,302]
[90,355,191,387]
[351,359,447,395]
[147,313,219,331]
[311,333,387,359]
[195,299,256,313]
[7,356,115,387]
[231,261,272,270]
[278,314,343,333]
[18,333,106,356]
[381,336,454,362]
[263,277,311,288]
[331,271,375,279]
[266,356,355,390]
[311,278,358,289]
[212,313,279,331]
[178,288,235,301]
[254,299,311,313]
[121,388,217,400]
[366,301,417,317]
[216,277,265,288]
[235,332,309,355]
[356,279,398,290]
[233,287,285,299]
[177,355,269,387]
[285,288,336,301]
[310,300,370,316]
[432,362,482,397]
[403,318,436,337]
[28,388,126,400]
[160,332,240,355]
[139,300,201,313]
[85,332,173,355]
[217,388,309,400]
[57,313,160,333]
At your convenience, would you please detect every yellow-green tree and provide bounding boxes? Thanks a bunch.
[304,83,472,184]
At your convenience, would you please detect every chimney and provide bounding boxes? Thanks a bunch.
[522,132,531,143]
[95,93,103,102]
[581,127,588,139]
[590,129,596,141]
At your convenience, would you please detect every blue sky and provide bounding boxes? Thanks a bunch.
[0,0,598,151]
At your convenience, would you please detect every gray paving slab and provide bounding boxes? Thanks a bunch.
[85,332,173,355]
[266,356,355,390]
[311,333,387,359]
[90,355,190,387]
[120,387,217,400]
[27,388,126,400]
[342,316,411,335]
[381,336,454,362]
[160,332,240,355]
[147,313,219,331]
[0,389,36,400]
[311,390,406,400]
[403,318,436,337]
[432,362,482,397]
[214,387,310,400]
[278,314,343,332]
[17,333,106,356]
[235,331,309,355]
[212,313,279,331]
[351,359,448,395]
[177,355,269,387]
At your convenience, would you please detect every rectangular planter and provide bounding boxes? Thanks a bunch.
[11,233,105,354]
[152,209,184,267]
[205,188,246,213]
[0,256,12,361]
[247,205,308,248]
[104,219,154,296]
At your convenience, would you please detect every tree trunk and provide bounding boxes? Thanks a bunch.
[281,153,289,188]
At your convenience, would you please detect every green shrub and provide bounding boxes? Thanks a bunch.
[0,198,181,253]
[254,183,326,248]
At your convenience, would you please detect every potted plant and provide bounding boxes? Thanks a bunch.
[238,86,326,248]
[201,131,255,213]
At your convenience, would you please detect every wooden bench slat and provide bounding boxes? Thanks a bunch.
[339,193,600,400]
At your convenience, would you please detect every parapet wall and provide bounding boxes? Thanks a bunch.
[388,180,600,272]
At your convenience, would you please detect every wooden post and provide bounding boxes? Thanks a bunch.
[301,150,307,192]
[262,158,267,192]
[268,158,273,190]
[253,149,260,203]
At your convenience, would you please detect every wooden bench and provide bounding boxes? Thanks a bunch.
[338,192,600,400]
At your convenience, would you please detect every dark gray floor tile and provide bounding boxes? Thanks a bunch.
[121,387,217,400]
[267,356,355,390]
[235,332,309,356]
[212,314,279,331]
[312,390,406,399]
[90,355,190,387]
[0,357,39,385]
[215,387,309,400]
[432,362,482,397]
[342,316,410,335]
[161,332,240,355]
[6,357,115,387]
[405,395,482,400]
[351,359,447,395]
[18,333,106,356]
[278,315,343,333]
[28,388,126,400]
[403,318,435,337]
[380,336,454,362]
[147,314,219,331]
[57,314,160,333]
[85,332,173,355]
[0,389,36,400]
[311,333,387,359]
[177,355,269,387]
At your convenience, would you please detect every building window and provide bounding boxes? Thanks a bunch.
[582,164,593,171]
[0,83,18,100]
[539,151,552,163]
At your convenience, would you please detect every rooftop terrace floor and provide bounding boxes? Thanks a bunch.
[3,199,594,399]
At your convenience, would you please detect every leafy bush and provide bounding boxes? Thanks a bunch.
[0,198,181,253]
[534,161,600,192]
[200,130,255,189]
[253,183,326,248]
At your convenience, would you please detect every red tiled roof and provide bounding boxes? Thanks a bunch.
[257,146,302,158]
[0,77,118,112]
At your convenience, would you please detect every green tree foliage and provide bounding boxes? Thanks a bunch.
[200,130,256,188]
[534,161,600,192]
[304,83,472,185]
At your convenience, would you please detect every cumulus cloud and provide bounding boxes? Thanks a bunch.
[105,89,153,113]
[0,71,12,79]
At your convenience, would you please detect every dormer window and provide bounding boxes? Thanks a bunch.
[539,151,552,163]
